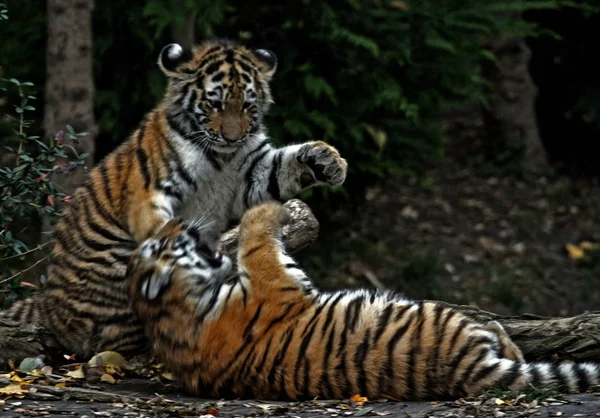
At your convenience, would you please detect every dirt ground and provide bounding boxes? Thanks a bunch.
[299,163,600,317]
[3,377,600,418]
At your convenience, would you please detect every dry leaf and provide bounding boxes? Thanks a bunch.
[580,241,599,250]
[8,359,15,370]
[205,407,221,417]
[100,373,116,384]
[566,243,584,259]
[161,371,176,381]
[351,394,368,406]
[0,384,27,395]
[9,374,23,383]
[55,382,66,388]
[66,369,85,379]
[63,354,76,361]
[87,351,126,368]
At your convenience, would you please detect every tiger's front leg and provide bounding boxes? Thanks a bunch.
[239,141,347,214]
[238,202,316,296]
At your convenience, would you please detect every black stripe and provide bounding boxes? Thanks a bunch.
[135,122,151,189]
[303,294,334,338]
[284,263,298,269]
[99,163,113,202]
[294,318,318,394]
[84,184,127,231]
[552,363,568,390]
[267,151,283,201]
[196,282,225,324]
[319,321,337,398]
[574,364,590,393]
[529,364,542,387]
[469,362,501,390]
[321,292,345,334]
[373,303,394,345]
[452,348,489,396]
[381,312,415,395]
[263,302,294,334]
[448,335,495,386]
[243,302,264,342]
[244,148,271,207]
[405,302,425,399]
[346,295,365,333]
[267,326,296,387]
[280,286,300,292]
[354,328,372,397]
[498,361,522,389]
[243,243,266,258]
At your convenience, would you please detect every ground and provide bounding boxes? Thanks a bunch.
[4,373,600,417]
[299,163,600,317]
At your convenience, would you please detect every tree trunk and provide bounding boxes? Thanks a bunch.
[42,0,97,234]
[170,11,197,50]
[481,12,547,170]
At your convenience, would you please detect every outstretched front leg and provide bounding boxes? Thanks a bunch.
[237,201,317,298]
[234,141,348,217]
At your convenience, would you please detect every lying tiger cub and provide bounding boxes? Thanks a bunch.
[126,202,599,400]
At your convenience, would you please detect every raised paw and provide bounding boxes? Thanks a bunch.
[298,141,348,187]
[240,201,290,239]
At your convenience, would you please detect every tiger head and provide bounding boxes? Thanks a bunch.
[158,39,277,150]
[126,218,233,304]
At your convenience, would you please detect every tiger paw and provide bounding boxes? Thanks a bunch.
[298,141,347,187]
[241,201,290,239]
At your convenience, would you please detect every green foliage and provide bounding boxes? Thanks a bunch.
[1,0,585,193]
[0,38,88,305]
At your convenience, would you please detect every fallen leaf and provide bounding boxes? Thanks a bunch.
[41,366,53,376]
[19,357,43,373]
[66,369,85,379]
[8,360,15,370]
[87,351,126,368]
[0,384,27,395]
[100,373,116,384]
[351,394,368,406]
[354,407,374,416]
[63,354,76,361]
[161,371,176,381]
[566,243,584,260]
[55,382,66,388]
[495,398,506,405]
[205,407,221,416]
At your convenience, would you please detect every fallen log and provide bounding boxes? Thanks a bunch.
[431,301,600,363]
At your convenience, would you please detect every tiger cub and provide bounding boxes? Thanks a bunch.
[1,39,347,359]
[126,202,599,401]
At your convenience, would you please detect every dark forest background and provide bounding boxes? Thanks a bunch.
[2,0,600,316]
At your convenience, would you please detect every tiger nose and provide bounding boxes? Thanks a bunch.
[221,128,243,143]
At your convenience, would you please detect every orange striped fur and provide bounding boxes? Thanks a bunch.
[127,202,600,401]
[1,39,346,359]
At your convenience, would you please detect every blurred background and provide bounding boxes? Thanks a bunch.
[1,0,599,316]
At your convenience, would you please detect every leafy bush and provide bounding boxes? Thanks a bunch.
[0,80,87,306]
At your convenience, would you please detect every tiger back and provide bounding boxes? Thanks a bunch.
[127,202,600,401]
[2,39,347,359]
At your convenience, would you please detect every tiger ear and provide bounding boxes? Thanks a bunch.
[253,49,277,80]
[158,43,194,78]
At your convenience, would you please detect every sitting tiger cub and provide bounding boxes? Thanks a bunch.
[126,202,599,400]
